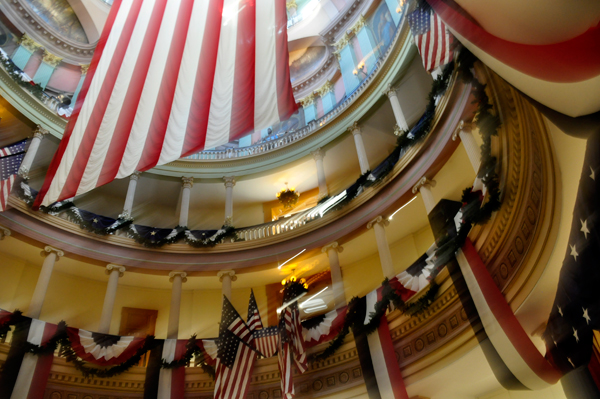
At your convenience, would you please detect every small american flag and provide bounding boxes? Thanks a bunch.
[254,326,278,358]
[1,140,27,212]
[213,296,257,399]
[408,5,454,72]
[247,289,263,332]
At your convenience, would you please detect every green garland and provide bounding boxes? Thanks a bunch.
[0,54,46,101]
[160,335,216,378]
[184,226,238,248]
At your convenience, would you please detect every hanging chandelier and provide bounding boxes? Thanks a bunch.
[276,182,300,209]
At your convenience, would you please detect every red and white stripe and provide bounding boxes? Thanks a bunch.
[157,339,187,399]
[34,0,297,209]
[254,328,279,358]
[456,239,561,390]
[10,320,58,399]
[228,317,253,344]
[213,340,256,399]
[279,341,294,398]
[303,306,347,348]
[416,10,454,72]
[66,327,146,366]
[1,175,16,212]
[247,308,262,332]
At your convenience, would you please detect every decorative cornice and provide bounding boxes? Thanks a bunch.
[411,177,436,194]
[366,215,389,229]
[18,33,42,52]
[322,241,343,254]
[169,271,188,283]
[106,264,126,277]
[217,270,237,282]
[41,245,64,259]
[41,50,63,67]
[181,176,194,188]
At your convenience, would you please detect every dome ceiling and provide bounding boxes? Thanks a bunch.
[22,0,89,43]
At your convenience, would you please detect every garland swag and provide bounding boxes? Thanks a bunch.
[312,47,503,363]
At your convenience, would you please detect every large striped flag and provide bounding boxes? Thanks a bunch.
[407,4,454,72]
[1,139,27,212]
[33,0,297,209]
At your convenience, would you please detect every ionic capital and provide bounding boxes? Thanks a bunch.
[452,120,474,141]
[181,176,194,188]
[0,226,11,240]
[223,176,236,188]
[42,50,63,68]
[311,148,325,162]
[348,121,361,135]
[33,125,49,140]
[169,271,188,283]
[130,171,141,181]
[217,270,237,282]
[367,215,389,230]
[322,241,343,254]
[411,177,436,194]
[106,264,126,277]
[80,64,90,75]
[384,83,397,99]
[41,245,64,259]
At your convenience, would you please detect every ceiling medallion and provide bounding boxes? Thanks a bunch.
[276,182,300,209]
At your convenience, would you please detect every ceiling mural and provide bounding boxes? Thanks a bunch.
[22,0,89,44]
[289,46,327,83]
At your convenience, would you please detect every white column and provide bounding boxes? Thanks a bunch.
[412,177,437,214]
[452,121,480,172]
[384,84,409,132]
[0,226,11,240]
[29,246,64,319]
[121,171,140,220]
[311,148,329,199]
[322,242,346,307]
[167,272,187,339]
[98,264,125,334]
[223,177,236,226]
[218,270,237,301]
[18,125,49,179]
[349,122,370,174]
[367,216,395,279]
[179,177,194,227]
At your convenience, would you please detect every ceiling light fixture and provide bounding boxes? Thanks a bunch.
[388,196,418,220]
[278,249,306,269]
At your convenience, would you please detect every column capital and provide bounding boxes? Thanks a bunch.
[130,171,141,181]
[33,125,49,140]
[393,124,406,137]
[383,83,397,99]
[0,225,11,240]
[322,241,343,254]
[41,245,64,259]
[169,271,188,283]
[411,176,436,194]
[348,121,361,135]
[311,148,325,162]
[42,50,63,68]
[223,176,236,188]
[106,264,126,277]
[18,33,42,52]
[299,93,315,108]
[452,120,474,141]
[217,270,237,282]
[367,215,389,229]
[181,176,194,188]
[80,64,90,75]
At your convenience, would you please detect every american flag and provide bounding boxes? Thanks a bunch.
[213,296,256,399]
[407,5,454,72]
[247,289,263,332]
[1,140,27,212]
[278,283,308,398]
[254,326,279,358]
[33,0,297,209]
[544,131,600,374]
